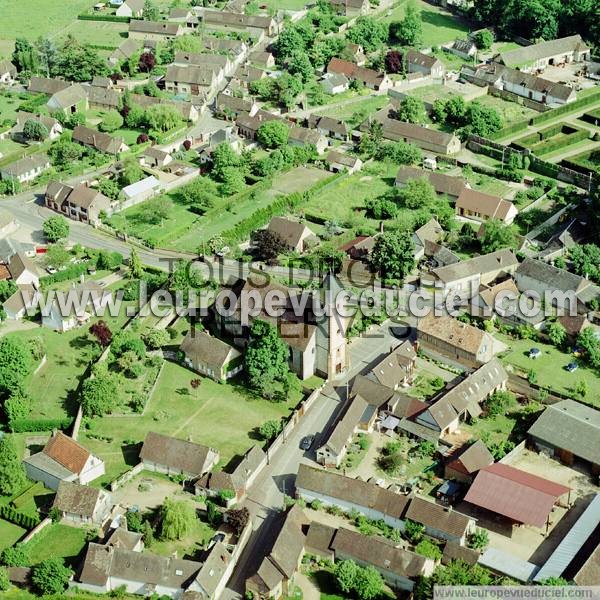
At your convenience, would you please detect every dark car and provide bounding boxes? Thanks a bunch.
[566,362,578,372]
[300,435,315,451]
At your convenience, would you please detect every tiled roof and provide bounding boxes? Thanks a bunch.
[405,496,473,538]
[43,431,90,475]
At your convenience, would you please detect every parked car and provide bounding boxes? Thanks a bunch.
[528,347,541,359]
[46,266,57,274]
[300,435,315,451]
[566,362,578,372]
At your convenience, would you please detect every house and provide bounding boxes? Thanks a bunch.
[422,248,519,299]
[122,176,161,204]
[173,51,231,79]
[77,542,203,596]
[0,154,50,184]
[11,112,63,141]
[141,146,172,168]
[28,76,70,96]
[180,329,243,382]
[109,39,142,66]
[514,258,600,314]
[493,34,591,73]
[72,125,129,155]
[363,113,462,155]
[295,464,411,530]
[412,217,444,260]
[331,528,434,591]
[232,65,266,89]
[87,86,122,111]
[8,252,40,287]
[194,445,265,504]
[472,278,522,321]
[368,340,416,390]
[169,8,199,29]
[455,188,517,224]
[288,126,328,153]
[3,285,40,320]
[464,463,571,529]
[319,72,349,95]
[47,84,89,116]
[327,58,390,91]
[165,65,217,97]
[45,181,112,224]
[339,235,376,261]
[215,92,258,119]
[395,166,467,200]
[445,439,495,483]
[140,431,219,478]
[404,496,476,544]
[128,20,183,41]
[202,36,248,57]
[324,151,362,174]
[246,505,307,600]
[417,315,497,367]
[329,0,369,16]
[23,431,105,490]
[442,541,480,566]
[461,63,577,106]
[53,481,112,525]
[41,282,114,332]
[406,50,445,78]
[0,238,36,263]
[305,522,336,561]
[201,11,279,36]
[528,400,600,475]
[106,527,144,552]
[307,115,348,141]
[250,50,275,69]
[449,39,477,60]
[0,60,17,85]
[116,0,144,17]
[266,217,318,253]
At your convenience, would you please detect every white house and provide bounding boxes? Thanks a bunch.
[0,154,50,184]
[8,252,40,287]
[116,0,145,17]
[122,175,161,204]
[3,285,40,320]
[320,72,349,95]
[0,60,17,85]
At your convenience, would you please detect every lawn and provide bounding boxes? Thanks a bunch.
[52,19,128,48]
[0,0,94,56]
[82,360,301,488]
[475,94,539,125]
[313,95,389,125]
[25,523,89,567]
[406,84,466,104]
[465,170,511,197]
[0,519,26,552]
[257,0,309,11]
[379,0,470,46]
[9,482,55,517]
[497,334,600,408]
[0,91,30,126]
[7,305,133,421]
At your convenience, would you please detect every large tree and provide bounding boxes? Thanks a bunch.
[396,96,427,124]
[42,216,69,242]
[335,560,359,594]
[257,121,290,149]
[80,367,118,416]
[371,230,415,281]
[12,38,39,73]
[480,219,516,253]
[226,507,250,536]
[0,435,27,495]
[396,177,437,209]
[160,498,197,540]
[354,565,385,600]
[146,104,182,132]
[51,37,108,81]
[252,229,287,260]
[31,558,72,595]
[244,320,289,395]
[0,337,33,397]
[23,119,48,141]
[389,2,422,46]
[346,17,389,52]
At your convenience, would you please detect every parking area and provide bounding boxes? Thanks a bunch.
[112,473,186,511]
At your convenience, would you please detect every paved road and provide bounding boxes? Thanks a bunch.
[222,321,400,599]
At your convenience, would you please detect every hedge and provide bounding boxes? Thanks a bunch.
[489,120,529,141]
[0,505,40,530]
[532,128,589,156]
[78,13,130,22]
[530,91,600,126]
[40,263,89,287]
[529,157,560,178]
[9,417,73,433]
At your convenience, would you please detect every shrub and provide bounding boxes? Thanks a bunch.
[415,539,442,559]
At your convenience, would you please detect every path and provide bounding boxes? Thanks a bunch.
[296,572,320,600]
[172,397,214,437]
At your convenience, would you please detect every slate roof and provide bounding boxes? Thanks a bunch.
[516,258,595,295]
[352,374,396,407]
[14,111,60,133]
[166,65,215,86]
[396,166,466,197]
[140,431,215,475]
[202,10,274,30]
[446,439,494,476]
[405,496,474,538]
[8,252,40,281]
[87,86,121,109]
[269,505,307,579]
[310,115,347,137]
[47,84,88,110]
[28,76,69,95]
[442,541,480,565]
[296,464,411,520]
[432,249,518,283]
[106,527,143,550]
[110,39,141,62]
[43,431,91,475]
[322,395,368,454]
[464,463,570,527]
[413,217,444,247]
[497,35,590,68]
[193,542,231,597]
[365,114,459,149]
[369,341,416,389]
[325,150,360,168]
[305,522,336,556]
[288,126,324,146]
[53,481,105,517]
[528,400,600,465]
[406,50,442,70]
[181,330,240,371]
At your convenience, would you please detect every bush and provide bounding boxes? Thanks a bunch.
[8,417,72,433]
[415,539,442,559]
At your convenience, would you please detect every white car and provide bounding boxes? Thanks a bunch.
[46,266,57,274]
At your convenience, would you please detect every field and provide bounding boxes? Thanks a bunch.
[0,0,94,56]
[60,19,129,48]
[312,95,389,124]
[81,360,301,487]
[497,334,600,408]
[379,0,470,46]
[0,519,26,552]
[475,94,539,125]
[25,523,89,567]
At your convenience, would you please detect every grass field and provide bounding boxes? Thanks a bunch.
[82,360,301,487]
[475,94,539,125]
[258,0,308,11]
[379,0,469,46]
[26,523,89,567]
[0,0,94,57]
[313,95,389,124]
[60,19,129,48]
[497,334,600,408]
[0,519,26,552]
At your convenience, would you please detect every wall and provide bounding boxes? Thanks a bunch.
[20,517,52,545]
[109,462,144,492]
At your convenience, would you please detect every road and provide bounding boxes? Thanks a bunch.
[222,321,401,599]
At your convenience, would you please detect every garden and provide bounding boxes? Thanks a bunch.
[512,123,591,156]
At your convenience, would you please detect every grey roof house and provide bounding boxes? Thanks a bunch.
[180,330,243,382]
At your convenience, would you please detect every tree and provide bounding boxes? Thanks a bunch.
[275,26,306,62]
[385,50,404,74]
[112,331,146,359]
[0,566,9,592]
[404,518,425,544]
[142,0,160,20]
[128,247,144,279]
[390,2,422,45]
[142,520,155,548]
[288,51,313,84]
[43,216,69,242]
[120,157,144,186]
[99,111,124,133]
[415,539,443,560]
[98,177,121,200]
[396,96,427,124]
[396,177,437,209]
[146,104,182,132]
[48,136,83,166]
[220,167,245,196]
[463,102,503,137]
[226,507,250,535]
[144,329,170,349]
[257,121,289,149]
[0,544,30,567]
[0,337,33,397]
[81,368,118,416]
[547,321,567,348]
[4,391,32,424]
[473,29,493,50]
[160,498,197,540]
[365,197,398,219]
[376,140,422,165]
[346,17,388,52]
[44,243,71,270]
[245,320,289,395]
[275,73,303,109]
[117,350,144,378]
[335,560,359,594]
[484,390,516,417]
[12,38,39,73]
[89,320,113,347]
[371,230,415,281]
[23,119,48,141]
[138,51,156,73]
[480,219,516,254]
[0,435,27,495]
[51,37,108,81]
[252,229,287,260]
[259,420,282,440]
[31,558,72,595]
[541,577,570,586]
[354,565,385,600]
[211,142,241,180]
[468,528,489,550]
[569,243,600,283]
[178,176,218,212]
[0,280,17,305]
[126,510,143,533]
